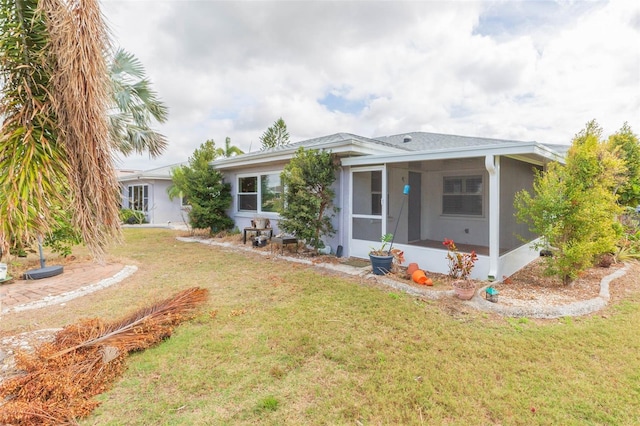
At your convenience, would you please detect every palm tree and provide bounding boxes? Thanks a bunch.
[215,137,244,158]
[0,0,120,258]
[108,48,169,158]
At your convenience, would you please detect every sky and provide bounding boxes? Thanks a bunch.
[100,0,640,171]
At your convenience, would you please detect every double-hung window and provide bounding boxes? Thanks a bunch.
[237,173,282,213]
[442,175,483,216]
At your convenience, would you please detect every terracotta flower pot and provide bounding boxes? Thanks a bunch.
[452,280,475,300]
[412,269,427,285]
[406,263,419,276]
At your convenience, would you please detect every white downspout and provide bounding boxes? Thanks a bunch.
[485,155,500,281]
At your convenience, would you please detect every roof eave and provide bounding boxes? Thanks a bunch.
[341,142,564,167]
[118,175,172,182]
[212,139,405,170]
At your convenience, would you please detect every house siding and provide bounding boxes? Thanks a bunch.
[121,179,185,224]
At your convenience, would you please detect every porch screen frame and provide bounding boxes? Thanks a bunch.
[350,165,388,251]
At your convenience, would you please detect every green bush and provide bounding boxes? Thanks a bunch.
[515,121,625,284]
[119,208,146,224]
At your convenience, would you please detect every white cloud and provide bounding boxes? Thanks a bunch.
[101,0,640,170]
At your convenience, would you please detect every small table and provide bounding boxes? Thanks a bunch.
[243,227,273,244]
[271,236,298,255]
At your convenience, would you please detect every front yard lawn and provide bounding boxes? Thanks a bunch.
[5,228,640,425]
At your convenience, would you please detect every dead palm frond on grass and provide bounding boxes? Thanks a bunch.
[0,287,209,425]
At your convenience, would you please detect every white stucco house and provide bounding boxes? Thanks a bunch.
[117,163,188,225]
[212,131,567,281]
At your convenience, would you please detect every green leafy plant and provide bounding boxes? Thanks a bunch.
[370,233,405,271]
[369,233,394,256]
[119,208,147,225]
[515,120,626,284]
[278,147,338,251]
[168,140,234,234]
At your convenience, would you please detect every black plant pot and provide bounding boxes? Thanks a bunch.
[369,254,394,275]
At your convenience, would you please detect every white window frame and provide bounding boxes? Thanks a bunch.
[236,172,282,215]
[127,184,149,213]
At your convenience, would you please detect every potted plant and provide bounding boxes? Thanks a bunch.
[369,233,404,275]
[443,238,478,299]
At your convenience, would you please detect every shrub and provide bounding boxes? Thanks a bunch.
[119,208,146,224]
[515,121,625,284]
[278,147,338,251]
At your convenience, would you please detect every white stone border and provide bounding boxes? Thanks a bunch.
[1,265,138,315]
[468,264,629,318]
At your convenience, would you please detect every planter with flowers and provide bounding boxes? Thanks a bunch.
[443,239,478,299]
[369,233,405,275]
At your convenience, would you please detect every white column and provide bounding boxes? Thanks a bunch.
[485,155,500,281]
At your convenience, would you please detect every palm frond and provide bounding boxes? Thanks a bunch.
[42,0,121,259]
[0,0,67,254]
[109,47,145,79]
[0,287,209,425]
[107,46,168,158]
[52,286,209,357]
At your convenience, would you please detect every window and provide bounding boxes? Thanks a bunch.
[442,175,483,216]
[127,184,148,212]
[260,173,282,212]
[237,173,282,213]
[238,176,257,211]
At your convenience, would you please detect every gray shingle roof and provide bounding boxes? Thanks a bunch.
[374,131,538,151]
[266,132,405,152]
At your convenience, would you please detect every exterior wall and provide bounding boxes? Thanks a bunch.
[499,157,541,252]
[498,238,542,279]
[121,179,185,224]
[222,161,288,232]
[222,160,343,253]
[148,180,186,224]
[422,158,489,246]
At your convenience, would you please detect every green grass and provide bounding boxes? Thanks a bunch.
[6,229,639,425]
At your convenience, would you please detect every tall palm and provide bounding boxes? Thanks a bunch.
[108,48,169,158]
[215,137,244,158]
[0,0,120,258]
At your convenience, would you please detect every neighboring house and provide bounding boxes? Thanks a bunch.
[213,131,566,280]
[117,163,188,225]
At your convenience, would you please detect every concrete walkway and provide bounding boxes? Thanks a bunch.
[0,262,137,315]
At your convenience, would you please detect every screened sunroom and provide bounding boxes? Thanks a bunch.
[342,143,559,281]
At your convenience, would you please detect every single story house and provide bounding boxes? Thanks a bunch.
[117,163,188,225]
[212,131,567,280]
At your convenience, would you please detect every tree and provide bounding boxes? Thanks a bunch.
[278,147,338,251]
[214,137,244,158]
[260,117,290,150]
[0,0,120,259]
[108,47,169,158]
[168,140,233,233]
[515,121,625,284]
[608,122,640,207]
